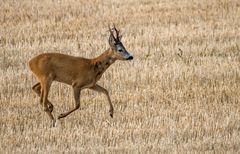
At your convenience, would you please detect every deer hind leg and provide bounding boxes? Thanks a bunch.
[32,82,54,112]
[40,78,56,126]
[90,84,114,118]
[58,86,81,119]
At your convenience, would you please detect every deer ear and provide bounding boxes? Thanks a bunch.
[108,34,116,47]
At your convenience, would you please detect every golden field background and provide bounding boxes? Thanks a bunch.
[0,0,240,153]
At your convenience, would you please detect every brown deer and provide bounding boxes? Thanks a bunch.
[28,25,133,126]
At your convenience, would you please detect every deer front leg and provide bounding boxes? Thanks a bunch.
[32,82,54,112]
[40,79,56,127]
[90,84,114,118]
[58,86,81,119]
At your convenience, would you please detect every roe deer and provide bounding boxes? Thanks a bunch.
[28,25,133,126]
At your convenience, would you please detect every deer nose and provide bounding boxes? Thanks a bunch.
[127,56,133,60]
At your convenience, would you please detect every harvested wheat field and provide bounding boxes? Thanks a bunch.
[0,0,240,153]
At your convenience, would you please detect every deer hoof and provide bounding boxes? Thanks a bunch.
[58,113,65,119]
[48,104,54,112]
[52,119,57,127]
[109,110,113,118]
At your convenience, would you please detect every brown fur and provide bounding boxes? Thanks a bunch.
[28,48,125,126]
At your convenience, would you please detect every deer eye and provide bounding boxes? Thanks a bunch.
[118,49,123,52]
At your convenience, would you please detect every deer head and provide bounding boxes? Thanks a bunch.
[108,24,133,61]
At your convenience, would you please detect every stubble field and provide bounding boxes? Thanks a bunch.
[0,0,240,153]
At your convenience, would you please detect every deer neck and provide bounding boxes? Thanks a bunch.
[93,48,116,76]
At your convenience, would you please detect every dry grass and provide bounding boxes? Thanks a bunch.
[0,0,240,153]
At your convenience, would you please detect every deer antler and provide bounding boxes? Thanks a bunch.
[113,23,120,40]
[108,24,116,41]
